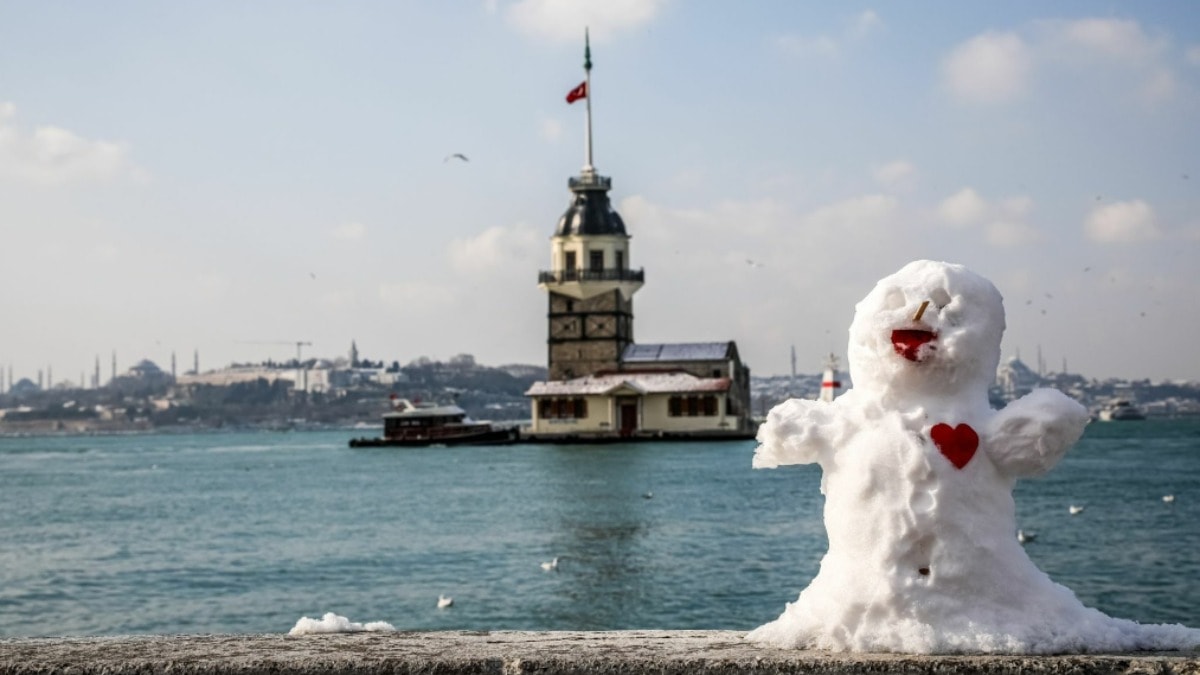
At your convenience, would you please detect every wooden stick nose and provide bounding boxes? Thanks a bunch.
[913,300,930,323]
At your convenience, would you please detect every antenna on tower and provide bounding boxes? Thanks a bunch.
[583,27,594,174]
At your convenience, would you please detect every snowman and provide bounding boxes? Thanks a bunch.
[749,260,1200,653]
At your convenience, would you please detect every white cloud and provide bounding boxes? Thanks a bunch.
[938,188,988,226]
[872,160,917,191]
[946,18,1183,106]
[804,194,897,232]
[1051,18,1162,62]
[330,222,367,241]
[505,0,668,43]
[942,31,1032,104]
[447,223,541,275]
[986,220,1040,247]
[1085,199,1161,243]
[937,188,1039,246]
[0,102,144,186]
[849,10,883,40]
[777,9,885,61]
[1000,195,1034,218]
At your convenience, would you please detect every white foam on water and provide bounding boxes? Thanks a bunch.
[288,612,395,635]
[750,260,1200,654]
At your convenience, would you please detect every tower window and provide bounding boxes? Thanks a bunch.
[589,250,604,271]
[616,251,624,270]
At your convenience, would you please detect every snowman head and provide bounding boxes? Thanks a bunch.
[847,260,1005,398]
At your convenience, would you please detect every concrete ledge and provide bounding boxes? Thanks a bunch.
[2,630,1199,675]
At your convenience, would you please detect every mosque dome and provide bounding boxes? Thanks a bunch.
[555,179,627,237]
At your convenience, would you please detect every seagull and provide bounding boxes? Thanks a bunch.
[642,491,654,499]
[1163,494,1175,503]
[540,557,559,572]
[444,153,469,163]
[745,259,765,268]
[1068,505,1084,515]
[437,594,454,608]
[1017,529,1037,544]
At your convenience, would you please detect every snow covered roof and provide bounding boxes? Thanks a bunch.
[526,371,731,397]
[621,342,733,363]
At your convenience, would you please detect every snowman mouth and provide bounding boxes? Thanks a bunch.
[891,329,937,362]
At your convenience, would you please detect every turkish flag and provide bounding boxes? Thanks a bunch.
[566,81,587,104]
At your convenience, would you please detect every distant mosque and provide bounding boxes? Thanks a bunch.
[523,35,754,441]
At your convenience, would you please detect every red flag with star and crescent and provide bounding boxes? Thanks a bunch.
[566,81,587,104]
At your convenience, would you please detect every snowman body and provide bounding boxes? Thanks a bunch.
[750,260,1200,653]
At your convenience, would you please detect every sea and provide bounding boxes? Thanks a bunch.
[1,420,1198,638]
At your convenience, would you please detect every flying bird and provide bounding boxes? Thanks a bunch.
[444,153,469,163]
[1017,529,1037,544]
[540,557,559,572]
[1163,494,1175,503]
[437,594,454,608]
[1068,505,1084,515]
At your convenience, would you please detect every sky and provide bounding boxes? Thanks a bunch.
[2,1,1199,385]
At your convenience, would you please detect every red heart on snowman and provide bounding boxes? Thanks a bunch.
[931,423,978,469]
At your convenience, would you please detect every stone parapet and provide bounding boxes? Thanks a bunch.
[3,630,1199,675]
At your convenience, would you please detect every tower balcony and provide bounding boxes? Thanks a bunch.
[538,268,645,301]
[569,174,612,192]
[538,269,644,284]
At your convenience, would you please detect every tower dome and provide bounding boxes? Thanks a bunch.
[555,174,627,237]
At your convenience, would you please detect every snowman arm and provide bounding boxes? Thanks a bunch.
[983,388,1089,477]
[752,397,836,468]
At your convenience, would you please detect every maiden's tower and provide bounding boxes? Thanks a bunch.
[524,34,754,441]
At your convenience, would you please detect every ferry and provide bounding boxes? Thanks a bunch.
[348,398,519,447]
[1097,398,1146,422]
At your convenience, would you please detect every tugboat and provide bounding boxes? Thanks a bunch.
[348,398,520,447]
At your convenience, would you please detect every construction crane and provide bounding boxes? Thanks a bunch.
[237,340,313,362]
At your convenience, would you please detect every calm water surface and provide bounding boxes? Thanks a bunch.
[1,420,1197,637]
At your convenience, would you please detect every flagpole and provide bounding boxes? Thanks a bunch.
[583,28,594,175]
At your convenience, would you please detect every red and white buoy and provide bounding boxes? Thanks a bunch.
[820,353,841,402]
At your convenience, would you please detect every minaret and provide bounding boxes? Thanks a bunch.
[350,340,359,368]
[537,30,644,381]
[193,349,199,375]
[111,351,117,384]
[94,355,101,389]
[819,353,842,402]
[790,345,797,394]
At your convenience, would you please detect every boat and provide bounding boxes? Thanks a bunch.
[348,398,520,447]
[1097,399,1145,422]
